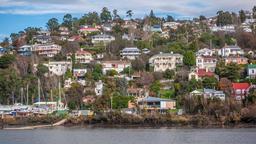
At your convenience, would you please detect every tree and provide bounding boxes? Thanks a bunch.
[253,6,256,19]
[202,77,218,89]
[199,15,207,21]
[106,69,118,76]
[36,64,48,78]
[149,10,155,18]
[0,37,10,48]
[24,27,40,44]
[80,12,101,25]
[92,64,103,81]
[218,78,232,96]
[113,9,120,20]
[62,14,73,29]
[163,69,175,79]
[239,10,246,23]
[46,18,59,32]
[100,7,112,23]
[166,15,174,22]
[0,54,15,69]
[150,80,161,96]
[112,95,132,109]
[216,62,241,81]
[216,11,233,26]
[183,51,196,67]
[126,10,133,19]
[66,83,84,109]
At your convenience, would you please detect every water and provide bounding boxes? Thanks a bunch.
[0,127,256,144]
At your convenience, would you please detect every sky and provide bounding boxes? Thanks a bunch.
[0,0,255,41]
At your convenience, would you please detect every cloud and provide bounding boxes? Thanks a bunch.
[0,0,255,17]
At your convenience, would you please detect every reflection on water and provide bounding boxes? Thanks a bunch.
[0,127,256,144]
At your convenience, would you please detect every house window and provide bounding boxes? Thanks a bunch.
[252,70,255,74]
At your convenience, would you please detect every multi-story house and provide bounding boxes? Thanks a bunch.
[120,47,141,60]
[33,35,52,44]
[247,64,256,78]
[32,44,61,57]
[91,34,115,44]
[196,55,217,72]
[17,45,32,56]
[73,68,87,79]
[190,88,225,100]
[218,45,244,57]
[231,83,250,100]
[101,60,131,74]
[79,26,100,36]
[67,50,93,64]
[223,56,248,65]
[43,61,72,76]
[149,53,183,72]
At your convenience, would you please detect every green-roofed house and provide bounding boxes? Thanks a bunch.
[247,64,256,78]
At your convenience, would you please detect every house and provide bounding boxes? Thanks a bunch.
[149,52,183,72]
[142,48,150,54]
[210,25,235,32]
[163,22,181,30]
[120,47,141,60]
[0,46,7,57]
[102,23,112,32]
[188,68,216,81]
[231,83,250,100]
[67,50,93,64]
[33,35,52,44]
[91,34,115,44]
[64,78,85,88]
[150,25,162,32]
[223,56,248,65]
[43,61,72,76]
[123,20,138,29]
[79,26,100,36]
[190,88,225,100]
[17,45,32,56]
[218,45,244,57]
[196,48,214,56]
[95,80,103,96]
[73,68,87,79]
[32,44,61,57]
[247,64,256,78]
[101,60,131,74]
[68,35,82,42]
[196,56,217,72]
[136,96,176,111]
[127,87,148,98]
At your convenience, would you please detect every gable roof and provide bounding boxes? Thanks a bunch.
[232,83,250,89]
[197,69,214,77]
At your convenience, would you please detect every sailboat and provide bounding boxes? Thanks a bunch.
[33,79,68,115]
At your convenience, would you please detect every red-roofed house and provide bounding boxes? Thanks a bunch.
[67,49,93,64]
[189,68,216,80]
[231,83,250,100]
[79,27,100,36]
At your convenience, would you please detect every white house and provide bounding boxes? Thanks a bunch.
[91,34,115,44]
[44,61,72,76]
[196,55,217,72]
[247,64,256,78]
[67,50,93,64]
[149,52,183,72]
[196,48,214,56]
[190,89,225,100]
[32,44,61,57]
[101,60,131,74]
[120,47,141,60]
[73,68,87,78]
[218,45,244,57]
[95,80,103,96]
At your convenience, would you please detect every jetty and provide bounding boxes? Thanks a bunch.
[3,118,67,130]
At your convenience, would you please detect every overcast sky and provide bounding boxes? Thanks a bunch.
[0,0,255,40]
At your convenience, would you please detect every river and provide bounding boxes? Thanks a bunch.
[0,127,256,144]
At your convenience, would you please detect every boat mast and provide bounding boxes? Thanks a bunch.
[26,84,29,105]
[38,78,40,106]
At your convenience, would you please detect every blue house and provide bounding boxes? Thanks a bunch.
[17,45,32,56]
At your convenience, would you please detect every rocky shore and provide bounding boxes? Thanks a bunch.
[2,111,256,129]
